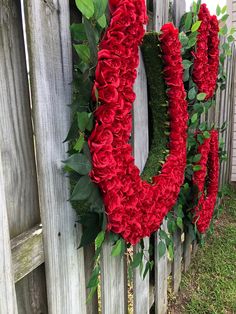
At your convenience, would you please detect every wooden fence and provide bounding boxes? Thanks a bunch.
[0,0,235,313]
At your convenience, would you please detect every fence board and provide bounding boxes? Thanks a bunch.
[0,153,18,314]
[155,224,168,314]
[153,0,170,31]
[0,1,47,312]
[171,228,182,294]
[101,240,126,314]
[173,0,186,27]
[24,1,87,313]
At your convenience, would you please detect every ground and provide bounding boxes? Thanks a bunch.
[168,185,236,314]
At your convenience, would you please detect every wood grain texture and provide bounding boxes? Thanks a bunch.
[101,239,127,314]
[24,1,87,313]
[133,238,150,314]
[171,228,182,294]
[183,231,192,273]
[11,225,44,283]
[0,1,47,313]
[173,0,186,27]
[0,153,18,314]
[153,0,170,32]
[155,224,168,314]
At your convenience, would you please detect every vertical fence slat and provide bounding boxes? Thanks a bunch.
[0,1,48,312]
[173,0,186,27]
[153,0,170,32]
[101,240,126,314]
[155,223,168,314]
[24,1,87,313]
[0,153,17,314]
[183,231,192,273]
[171,228,182,294]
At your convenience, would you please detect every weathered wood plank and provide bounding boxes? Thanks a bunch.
[183,231,192,273]
[133,238,150,314]
[173,0,186,27]
[24,1,87,312]
[101,239,126,314]
[0,153,18,314]
[0,1,47,312]
[171,228,182,294]
[155,223,168,314]
[153,0,170,32]
[11,225,44,283]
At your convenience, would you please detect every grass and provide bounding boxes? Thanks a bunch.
[169,185,236,314]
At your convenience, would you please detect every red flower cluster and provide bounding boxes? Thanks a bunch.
[193,130,219,233]
[88,0,188,244]
[192,4,220,100]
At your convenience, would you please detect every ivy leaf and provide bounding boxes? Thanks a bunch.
[188,87,197,100]
[197,133,204,144]
[227,35,234,43]
[183,60,193,70]
[131,252,143,268]
[97,14,107,28]
[74,44,91,64]
[191,113,198,124]
[63,153,91,175]
[176,217,183,231]
[191,21,201,32]
[167,243,174,260]
[111,239,124,257]
[74,133,85,152]
[70,23,87,42]
[220,24,228,36]
[93,0,108,19]
[70,175,93,201]
[157,241,166,259]
[193,154,202,163]
[222,5,227,14]
[193,165,202,172]
[216,4,221,16]
[185,12,193,30]
[87,266,100,288]
[203,131,211,139]
[95,231,105,249]
[197,93,207,101]
[221,14,229,22]
[75,0,94,19]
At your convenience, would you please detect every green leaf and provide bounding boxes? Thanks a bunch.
[74,133,85,152]
[74,44,91,64]
[63,153,91,175]
[191,21,201,32]
[83,18,99,64]
[220,24,228,36]
[203,131,211,139]
[192,1,197,14]
[70,23,87,41]
[197,133,204,144]
[111,239,123,257]
[158,241,166,259]
[97,14,107,28]
[77,112,89,131]
[86,113,94,131]
[86,286,97,303]
[197,93,207,101]
[230,27,236,35]
[227,35,234,43]
[216,4,221,16]
[143,261,154,280]
[167,243,174,260]
[221,5,227,14]
[87,266,99,288]
[132,252,143,268]
[75,0,94,19]
[193,154,201,162]
[95,231,105,248]
[183,60,193,70]
[93,0,108,19]
[191,113,198,124]
[70,175,93,201]
[176,217,183,231]
[185,12,193,30]
[221,14,229,22]
[188,87,197,100]
[179,32,189,47]
[193,165,202,172]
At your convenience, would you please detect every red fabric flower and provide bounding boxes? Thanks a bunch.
[192,130,219,233]
[88,1,188,245]
[192,4,220,100]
